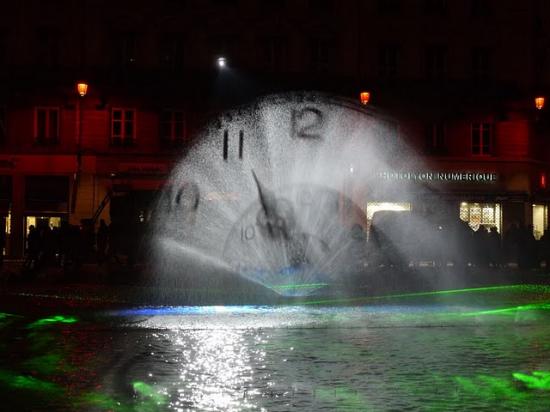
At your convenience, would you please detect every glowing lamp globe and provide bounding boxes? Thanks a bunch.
[535,96,545,110]
[359,91,370,105]
[77,82,88,97]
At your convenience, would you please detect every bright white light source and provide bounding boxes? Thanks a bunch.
[217,57,227,68]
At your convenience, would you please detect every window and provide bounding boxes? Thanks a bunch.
[261,36,287,71]
[425,122,446,154]
[211,0,238,6]
[160,110,186,145]
[0,106,6,143]
[426,45,447,79]
[163,0,187,12]
[460,202,501,233]
[309,38,330,71]
[472,47,491,80]
[36,29,59,67]
[379,45,400,78]
[423,0,447,15]
[111,109,136,145]
[34,107,59,144]
[113,33,137,67]
[377,0,402,15]
[471,0,491,17]
[260,0,285,12]
[471,122,492,155]
[159,34,184,70]
[0,30,6,67]
[308,0,332,14]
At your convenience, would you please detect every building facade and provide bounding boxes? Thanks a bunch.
[1,0,549,257]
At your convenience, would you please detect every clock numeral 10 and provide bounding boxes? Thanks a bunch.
[291,107,324,139]
[241,224,256,241]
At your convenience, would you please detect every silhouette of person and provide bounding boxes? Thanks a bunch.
[488,226,501,267]
[0,221,5,270]
[540,229,550,268]
[24,225,40,272]
[96,219,109,264]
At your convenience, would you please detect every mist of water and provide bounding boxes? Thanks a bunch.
[152,92,421,297]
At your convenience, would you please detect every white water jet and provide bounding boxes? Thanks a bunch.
[152,92,419,296]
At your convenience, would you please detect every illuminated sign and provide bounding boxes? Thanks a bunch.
[377,171,498,182]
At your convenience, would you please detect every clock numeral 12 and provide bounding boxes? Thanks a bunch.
[291,107,324,139]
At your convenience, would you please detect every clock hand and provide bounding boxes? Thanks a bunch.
[251,170,290,239]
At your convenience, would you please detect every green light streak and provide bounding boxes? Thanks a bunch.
[23,354,64,376]
[133,381,168,404]
[300,284,550,306]
[457,303,550,317]
[272,283,329,291]
[0,369,60,394]
[513,371,550,390]
[454,374,528,403]
[27,315,78,329]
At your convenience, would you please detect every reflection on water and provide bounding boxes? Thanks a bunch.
[1,286,550,411]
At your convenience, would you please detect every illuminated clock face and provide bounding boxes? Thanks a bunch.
[222,182,367,295]
[153,92,401,296]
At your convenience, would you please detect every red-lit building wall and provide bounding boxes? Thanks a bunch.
[0,0,549,257]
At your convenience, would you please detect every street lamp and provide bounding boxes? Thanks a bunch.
[359,91,370,105]
[535,96,545,110]
[76,82,88,97]
[216,56,227,68]
[71,81,87,212]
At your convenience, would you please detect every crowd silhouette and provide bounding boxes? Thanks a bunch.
[368,213,550,269]
[20,218,149,278]
[9,212,550,281]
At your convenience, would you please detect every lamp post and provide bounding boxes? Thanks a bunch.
[71,82,88,213]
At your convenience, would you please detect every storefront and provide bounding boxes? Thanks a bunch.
[363,166,549,238]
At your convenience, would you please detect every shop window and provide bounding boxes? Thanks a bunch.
[379,45,400,78]
[25,216,62,236]
[111,108,136,146]
[459,202,501,232]
[160,109,186,145]
[366,202,411,238]
[532,204,548,240]
[34,107,59,144]
[471,122,492,155]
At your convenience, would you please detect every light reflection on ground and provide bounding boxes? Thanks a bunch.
[1,285,550,410]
